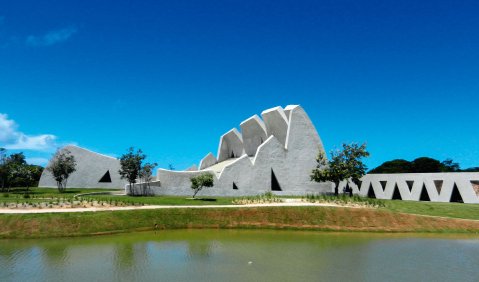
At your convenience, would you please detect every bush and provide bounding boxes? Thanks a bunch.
[303,193,385,208]
[232,192,283,205]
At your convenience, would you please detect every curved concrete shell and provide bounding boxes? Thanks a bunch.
[240,115,268,157]
[39,145,125,189]
[217,128,245,163]
[199,152,217,170]
[261,106,289,147]
[144,105,331,196]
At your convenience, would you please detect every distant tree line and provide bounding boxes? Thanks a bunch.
[0,148,44,192]
[369,157,479,174]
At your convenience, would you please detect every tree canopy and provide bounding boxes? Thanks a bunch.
[310,143,370,195]
[370,157,463,173]
[190,173,214,198]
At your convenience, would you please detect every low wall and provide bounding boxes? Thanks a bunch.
[338,173,479,204]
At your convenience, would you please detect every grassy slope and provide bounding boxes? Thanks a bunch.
[381,200,479,220]
[2,206,479,239]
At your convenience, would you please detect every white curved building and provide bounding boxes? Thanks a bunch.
[39,145,125,189]
[136,105,332,196]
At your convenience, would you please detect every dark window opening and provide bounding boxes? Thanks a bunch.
[392,184,402,200]
[380,181,387,191]
[233,182,238,190]
[419,184,430,201]
[450,183,464,203]
[406,181,414,192]
[271,169,282,191]
[434,180,443,194]
[367,183,376,199]
[99,170,112,183]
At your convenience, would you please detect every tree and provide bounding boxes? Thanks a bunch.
[46,149,77,193]
[190,173,214,198]
[310,143,370,195]
[369,159,412,174]
[139,162,157,196]
[411,157,443,173]
[441,159,460,172]
[119,147,146,195]
[0,148,7,190]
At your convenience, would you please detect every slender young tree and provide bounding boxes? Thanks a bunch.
[190,173,214,198]
[311,143,369,195]
[119,147,146,195]
[139,162,157,196]
[46,149,77,193]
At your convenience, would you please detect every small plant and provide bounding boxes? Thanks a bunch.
[190,173,214,198]
[232,192,283,205]
[303,193,385,208]
[3,193,9,198]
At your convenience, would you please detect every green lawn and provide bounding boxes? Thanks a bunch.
[380,199,479,221]
[82,195,236,205]
[3,187,479,220]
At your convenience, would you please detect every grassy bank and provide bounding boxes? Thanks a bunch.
[2,206,479,239]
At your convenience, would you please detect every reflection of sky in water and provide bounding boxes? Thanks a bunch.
[1,231,479,282]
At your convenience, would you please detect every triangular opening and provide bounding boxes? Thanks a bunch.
[230,151,235,158]
[419,184,430,201]
[434,180,443,194]
[271,169,282,191]
[392,184,402,200]
[99,170,112,183]
[450,183,464,203]
[406,181,414,192]
[380,181,387,191]
[367,183,376,199]
[470,181,479,197]
[233,182,238,190]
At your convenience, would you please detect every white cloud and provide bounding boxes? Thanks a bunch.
[26,26,77,47]
[0,113,58,151]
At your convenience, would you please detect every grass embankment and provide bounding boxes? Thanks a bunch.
[1,188,235,206]
[2,206,479,239]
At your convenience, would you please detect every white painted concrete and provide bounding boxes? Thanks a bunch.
[338,173,479,204]
[147,105,331,196]
[39,145,125,189]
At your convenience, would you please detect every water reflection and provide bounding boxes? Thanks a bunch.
[0,231,479,282]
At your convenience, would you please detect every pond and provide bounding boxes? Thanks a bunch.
[1,230,479,282]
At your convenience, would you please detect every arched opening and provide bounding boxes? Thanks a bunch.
[271,169,282,191]
[99,170,112,183]
[380,181,387,191]
[406,181,414,192]
[450,183,464,203]
[419,184,430,201]
[392,184,402,200]
[367,183,376,198]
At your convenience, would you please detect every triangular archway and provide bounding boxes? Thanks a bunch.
[406,181,414,192]
[99,170,112,183]
[367,183,376,198]
[434,180,443,194]
[392,184,402,200]
[450,183,463,203]
[419,184,430,201]
[380,181,387,191]
[271,169,282,191]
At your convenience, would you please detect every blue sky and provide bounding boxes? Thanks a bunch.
[1,0,479,170]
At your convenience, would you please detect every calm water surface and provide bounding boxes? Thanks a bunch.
[1,230,479,282]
